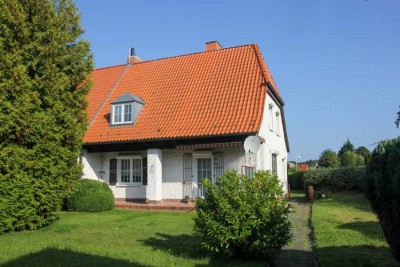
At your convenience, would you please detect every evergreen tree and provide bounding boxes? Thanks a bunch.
[0,0,93,233]
[338,138,355,157]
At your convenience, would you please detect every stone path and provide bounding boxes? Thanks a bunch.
[277,194,318,267]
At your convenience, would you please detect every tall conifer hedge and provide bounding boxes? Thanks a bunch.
[0,0,93,233]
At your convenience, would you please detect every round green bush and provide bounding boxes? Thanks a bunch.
[194,170,292,261]
[67,179,115,212]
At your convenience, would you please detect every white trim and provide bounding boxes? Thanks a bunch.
[116,156,143,186]
[111,103,134,125]
[192,154,214,197]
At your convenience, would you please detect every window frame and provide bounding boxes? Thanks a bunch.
[275,111,281,136]
[111,103,134,125]
[269,103,274,131]
[116,156,143,186]
[272,153,278,173]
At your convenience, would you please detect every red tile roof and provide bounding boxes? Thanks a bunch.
[84,44,281,144]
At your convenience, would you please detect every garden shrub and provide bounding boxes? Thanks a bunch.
[303,166,365,194]
[67,179,114,212]
[363,137,400,262]
[288,171,305,190]
[194,170,291,262]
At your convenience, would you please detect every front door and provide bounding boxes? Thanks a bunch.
[195,157,213,197]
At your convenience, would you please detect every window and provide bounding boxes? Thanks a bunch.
[242,166,255,179]
[117,157,142,185]
[269,103,274,131]
[110,93,144,126]
[272,153,277,173]
[112,104,133,124]
[275,111,280,135]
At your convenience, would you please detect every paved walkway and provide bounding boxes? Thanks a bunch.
[277,194,318,267]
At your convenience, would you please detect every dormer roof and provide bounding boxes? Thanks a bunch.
[111,93,144,105]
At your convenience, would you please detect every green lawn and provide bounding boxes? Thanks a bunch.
[0,210,266,267]
[312,192,399,267]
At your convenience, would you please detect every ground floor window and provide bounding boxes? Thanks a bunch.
[111,157,143,185]
[242,166,255,178]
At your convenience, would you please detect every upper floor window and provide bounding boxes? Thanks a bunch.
[111,93,144,126]
[275,111,280,136]
[112,103,133,124]
[269,103,274,131]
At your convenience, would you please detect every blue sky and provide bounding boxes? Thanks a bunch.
[74,0,400,161]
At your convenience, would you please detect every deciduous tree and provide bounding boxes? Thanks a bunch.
[318,149,340,168]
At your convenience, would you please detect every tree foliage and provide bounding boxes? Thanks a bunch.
[0,0,93,233]
[194,170,291,261]
[340,151,364,167]
[363,137,400,262]
[318,149,340,168]
[338,138,355,157]
[355,146,371,165]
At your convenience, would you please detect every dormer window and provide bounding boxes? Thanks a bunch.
[112,103,133,124]
[111,93,144,126]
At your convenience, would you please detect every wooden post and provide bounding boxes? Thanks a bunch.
[308,185,314,203]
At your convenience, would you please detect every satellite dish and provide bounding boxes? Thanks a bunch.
[244,136,260,154]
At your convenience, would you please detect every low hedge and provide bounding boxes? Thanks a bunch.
[303,166,365,193]
[66,179,114,212]
[288,171,306,190]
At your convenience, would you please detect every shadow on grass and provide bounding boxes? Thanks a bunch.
[338,221,386,241]
[142,232,207,260]
[1,248,148,267]
[317,245,398,267]
[143,233,276,267]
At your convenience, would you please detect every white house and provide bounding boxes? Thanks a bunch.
[81,41,289,202]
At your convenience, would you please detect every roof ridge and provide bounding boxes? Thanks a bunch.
[120,43,255,66]
[95,63,126,71]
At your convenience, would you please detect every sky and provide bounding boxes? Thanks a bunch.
[74,0,400,162]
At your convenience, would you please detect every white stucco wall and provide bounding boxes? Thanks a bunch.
[82,147,248,200]
[81,150,101,180]
[224,147,246,171]
[258,93,289,192]
[162,149,184,200]
[82,150,147,199]
[146,149,163,201]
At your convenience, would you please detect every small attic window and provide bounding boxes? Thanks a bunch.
[111,93,144,126]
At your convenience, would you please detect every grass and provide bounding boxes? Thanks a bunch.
[0,210,268,267]
[312,192,399,267]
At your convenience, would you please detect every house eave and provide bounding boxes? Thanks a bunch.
[82,133,257,153]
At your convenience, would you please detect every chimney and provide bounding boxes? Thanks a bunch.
[127,47,142,64]
[205,41,222,51]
